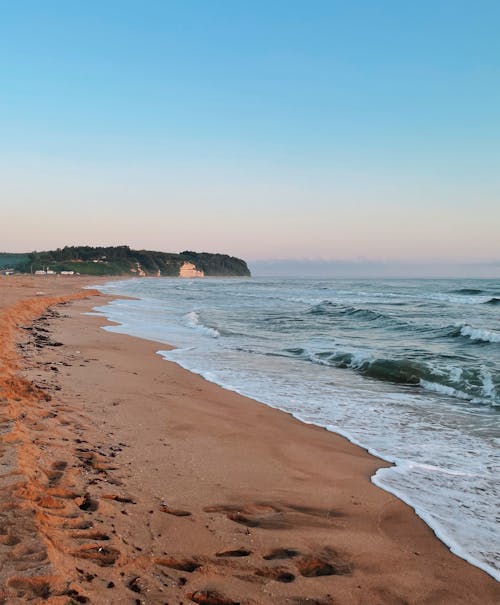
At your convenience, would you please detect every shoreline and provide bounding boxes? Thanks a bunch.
[94,279,500,583]
[102,312,499,584]
[0,275,498,603]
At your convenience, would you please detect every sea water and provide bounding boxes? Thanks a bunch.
[91,277,499,580]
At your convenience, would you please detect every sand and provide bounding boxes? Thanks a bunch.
[0,275,498,604]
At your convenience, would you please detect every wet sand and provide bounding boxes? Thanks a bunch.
[0,275,498,604]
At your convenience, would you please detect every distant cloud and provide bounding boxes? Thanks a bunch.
[249,259,500,279]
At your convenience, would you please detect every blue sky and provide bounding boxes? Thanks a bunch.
[1,1,499,271]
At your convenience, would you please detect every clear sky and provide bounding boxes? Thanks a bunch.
[1,1,499,270]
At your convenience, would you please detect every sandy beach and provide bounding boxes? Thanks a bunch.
[0,275,498,604]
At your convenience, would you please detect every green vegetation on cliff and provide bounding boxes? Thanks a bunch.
[0,252,29,269]
[180,250,250,276]
[14,246,251,277]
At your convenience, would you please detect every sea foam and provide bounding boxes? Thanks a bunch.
[184,311,220,338]
[459,324,500,344]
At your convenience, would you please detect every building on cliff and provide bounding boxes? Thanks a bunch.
[179,261,204,278]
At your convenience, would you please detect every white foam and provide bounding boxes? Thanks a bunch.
[347,349,373,367]
[426,293,495,305]
[401,460,475,477]
[184,311,220,338]
[420,380,473,401]
[372,467,500,582]
[459,324,500,344]
[480,368,497,399]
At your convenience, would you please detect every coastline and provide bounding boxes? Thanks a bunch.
[0,276,498,604]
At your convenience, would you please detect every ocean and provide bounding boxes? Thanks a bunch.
[91,277,499,581]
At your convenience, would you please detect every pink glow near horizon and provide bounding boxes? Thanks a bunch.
[2,185,498,264]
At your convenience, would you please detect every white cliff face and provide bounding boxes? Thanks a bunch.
[179,262,204,278]
[131,262,146,277]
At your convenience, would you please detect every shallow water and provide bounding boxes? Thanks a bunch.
[93,277,500,580]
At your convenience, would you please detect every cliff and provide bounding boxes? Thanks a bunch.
[14,246,251,277]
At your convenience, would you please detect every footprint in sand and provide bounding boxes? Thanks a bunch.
[76,493,99,512]
[6,575,68,600]
[204,502,341,530]
[296,553,351,577]
[189,590,240,605]
[70,529,110,541]
[154,556,201,573]
[159,503,192,516]
[72,544,120,567]
[0,530,20,546]
[127,575,146,594]
[216,548,251,558]
[263,547,300,560]
[255,566,295,583]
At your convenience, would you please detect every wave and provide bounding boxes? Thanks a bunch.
[458,325,500,344]
[419,380,476,401]
[184,311,220,338]
[308,302,402,326]
[307,304,477,343]
[286,347,431,384]
[340,307,386,321]
[450,288,485,295]
[283,347,498,405]
[284,347,306,355]
[307,301,338,314]
[425,293,497,305]
[347,355,498,404]
[308,299,500,347]
[347,356,430,384]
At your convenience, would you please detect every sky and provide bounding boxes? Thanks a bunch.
[1,1,499,274]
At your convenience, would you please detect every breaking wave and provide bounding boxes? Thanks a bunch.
[283,347,498,405]
[184,311,220,338]
[458,325,500,344]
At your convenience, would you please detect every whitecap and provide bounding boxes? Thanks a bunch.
[459,325,500,344]
[184,311,220,338]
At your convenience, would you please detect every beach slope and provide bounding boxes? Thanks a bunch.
[0,276,498,604]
